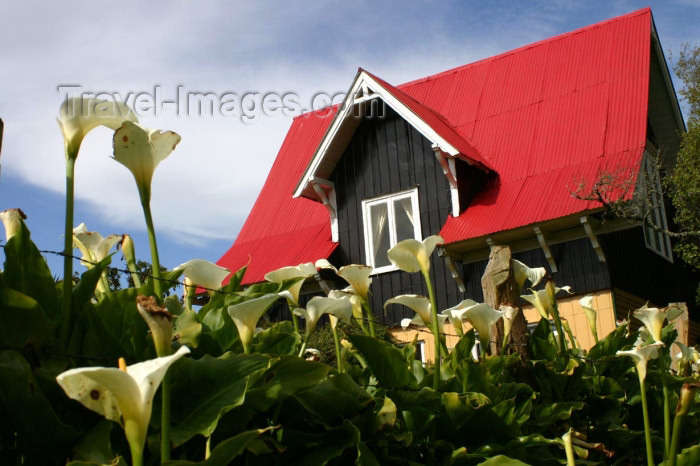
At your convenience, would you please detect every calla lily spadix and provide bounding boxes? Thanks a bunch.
[463,302,505,352]
[56,346,190,465]
[521,286,573,319]
[227,293,280,353]
[58,97,138,160]
[265,262,317,307]
[72,223,123,268]
[112,121,181,203]
[387,235,444,274]
[512,259,546,292]
[0,208,26,241]
[174,259,230,294]
[633,303,685,343]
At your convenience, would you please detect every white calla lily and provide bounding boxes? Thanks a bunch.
[579,295,599,343]
[521,286,572,319]
[385,295,432,326]
[227,293,280,353]
[58,97,138,159]
[512,259,546,291]
[294,295,353,338]
[337,265,373,301]
[174,259,230,294]
[0,208,26,241]
[387,235,444,274]
[112,121,181,202]
[500,305,519,346]
[633,303,685,343]
[265,262,317,306]
[673,341,699,370]
[616,342,665,383]
[72,223,123,268]
[400,313,447,332]
[463,302,505,351]
[56,346,190,463]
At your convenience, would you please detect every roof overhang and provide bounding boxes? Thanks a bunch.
[293,69,494,201]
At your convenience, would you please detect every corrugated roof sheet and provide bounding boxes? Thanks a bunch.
[218,8,652,284]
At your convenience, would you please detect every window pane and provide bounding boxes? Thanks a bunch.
[370,203,391,268]
[394,197,415,242]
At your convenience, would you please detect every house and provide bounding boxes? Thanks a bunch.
[217,8,699,358]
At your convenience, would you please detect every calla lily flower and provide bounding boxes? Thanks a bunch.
[72,224,123,268]
[227,293,280,353]
[442,299,480,336]
[58,97,138,159]
[136,295,174,357]
[512,259,546,292]
[673,341,699,372]
[385,295,432,327]
[337,265,373,301]
[112,121,180,202]
[293,295,353,338]
[56,346,190,463]
[500,305,519,346]
[579,295,599,343]
[174,259,230,295]
[265,262,317,307]
[633,303,685,343]
[328,290,357,329]
[387,235,444,274]
[0,208,26,241]
[521,286,572,319]
[401,313,447,332]
[616,342,664,383]
[462,302,505,351]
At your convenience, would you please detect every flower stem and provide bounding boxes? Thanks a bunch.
[663,383,671,460]
[422,269,441,390]
[140,199,163,301]
[640,378,655,466]
[668,410,685,466]
[331,326,343,372]
[60,157,76,346]
[160,372,171,463]
[362,299,376,337]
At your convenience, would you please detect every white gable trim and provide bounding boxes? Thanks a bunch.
[293,70,465,200]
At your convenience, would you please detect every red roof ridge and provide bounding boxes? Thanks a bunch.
[396,8,652,90]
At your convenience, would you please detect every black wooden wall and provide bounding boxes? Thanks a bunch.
[328,105,464,325]
[462,237,611,302]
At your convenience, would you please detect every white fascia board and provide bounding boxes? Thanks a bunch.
[293,71,462,199]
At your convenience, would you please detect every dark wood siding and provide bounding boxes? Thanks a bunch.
[329,105,464,325]
[462,237,611,302]
[601,227,699,315]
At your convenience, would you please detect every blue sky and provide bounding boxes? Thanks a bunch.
[0,0,698,281]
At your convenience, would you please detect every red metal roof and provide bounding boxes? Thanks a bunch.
[218,8,652,284]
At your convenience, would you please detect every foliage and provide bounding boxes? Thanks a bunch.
[670,44,700,276]
[106,259,169,295]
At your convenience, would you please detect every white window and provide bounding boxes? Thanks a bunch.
[640,153,673,262]
[362,188,421,273]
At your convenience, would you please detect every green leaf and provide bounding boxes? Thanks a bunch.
[253,320,300,356]
[0,350,77,460]
[0,286,55,349]
[530,318,558,361]
[70,419,117,464]
[674,444,700,466]
[588,323,635,359]
[173,307,202,348]
[293,373,373,425]
[164,427,274,466]
[72,256,111,318]
[445,329,476,370]
[476,455,530,465]
[348,334,417,389]
[530,401,584,427]
[2,220,59,323]
[169,352,270,445]
[442,391,490,429]
[224,266,246,293]
[280,419,359,465]
[375,396,397,431]
[356,441,381,466]
[246,356,331,412]
[201,306,239,354]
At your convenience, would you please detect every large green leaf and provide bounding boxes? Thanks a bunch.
[530,318,558,361]
[0,286,55,349]
[173,307,202,348]
[169,352,270,445]
[588,323,636,360]
[445,330,476,370]
[476,455,530,465]
[530,401,584,427]
[348,335,417,389]
[442,391,490,429]
[252,320,300,356]
[2,221,59,323]
[164,427,274,466]
[201,306,239,354]
[0,350,78,461]
[70,420,117,464]
[246,356,331,412]
[280,419,359,465]
[293,373,373,425]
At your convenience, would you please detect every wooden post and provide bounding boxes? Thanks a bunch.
[480,245,529,359]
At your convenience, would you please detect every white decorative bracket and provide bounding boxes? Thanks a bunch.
[311,177,339,242]
[432,144,460,217]
[533,226,558,272]
[438,248,466,293]
[580,216,606,262]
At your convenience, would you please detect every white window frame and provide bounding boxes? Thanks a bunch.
[362,188,422,274]
[640,152,673,262]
